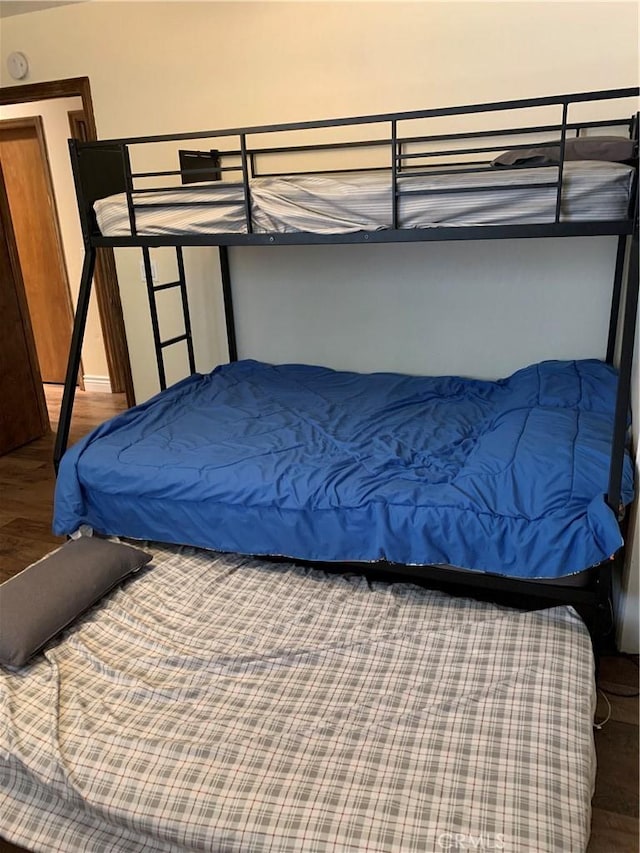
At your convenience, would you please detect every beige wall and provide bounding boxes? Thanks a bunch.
[1,2,636,135]
[0,97,109,383]
[1,1,636,385]
[1,0,638,646]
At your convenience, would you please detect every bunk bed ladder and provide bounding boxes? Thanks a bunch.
[142,246,196,392]
[53,247,97,472]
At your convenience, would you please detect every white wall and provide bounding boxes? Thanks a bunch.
[1,0,638,646]
[229,238,620,377]
[0,97,109,383]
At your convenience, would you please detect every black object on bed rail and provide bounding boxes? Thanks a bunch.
[54,87,639,652]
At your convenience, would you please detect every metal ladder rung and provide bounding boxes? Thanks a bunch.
[160,333,189,349]
[153,280,182,292]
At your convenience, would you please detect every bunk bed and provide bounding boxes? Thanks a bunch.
[1,86,637,853]
[52,87,639,632]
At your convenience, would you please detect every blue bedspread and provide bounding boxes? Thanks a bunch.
[54,359,633,579]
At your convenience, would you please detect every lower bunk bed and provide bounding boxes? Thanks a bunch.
[0,541,597,853]
[54,357,633,581]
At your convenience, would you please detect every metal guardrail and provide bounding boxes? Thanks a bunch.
[71,87,639,242]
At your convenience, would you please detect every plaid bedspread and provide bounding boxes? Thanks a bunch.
[0,545,596,852]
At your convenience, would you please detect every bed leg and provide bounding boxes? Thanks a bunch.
[586,561,618,680]
[54,247,97,473]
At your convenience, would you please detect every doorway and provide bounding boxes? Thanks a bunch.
[0,115,76,384]
[0,77,134,406]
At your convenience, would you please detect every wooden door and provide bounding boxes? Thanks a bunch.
[0,162,49,455]
[0,116,75,384]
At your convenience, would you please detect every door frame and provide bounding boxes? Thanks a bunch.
[0,77,134,405]
[0,114,82,387]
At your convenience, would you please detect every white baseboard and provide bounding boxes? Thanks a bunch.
[83,375,112,393]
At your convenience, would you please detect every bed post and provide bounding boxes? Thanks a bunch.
[53,246,97,472]
[606,226,638,514]
[219,246,238,362]
[605,236,628,365]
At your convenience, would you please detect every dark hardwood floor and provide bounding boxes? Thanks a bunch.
[0,385,637,852]
[0,385,127,583]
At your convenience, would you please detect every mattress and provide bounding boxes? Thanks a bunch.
[94,161,635,236]
[53,358,634,579]
[0,543,597,853]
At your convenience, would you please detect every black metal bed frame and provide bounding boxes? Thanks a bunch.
[55,88,639,649]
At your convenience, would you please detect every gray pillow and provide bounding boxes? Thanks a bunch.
[492,136,637,168]
[0,537,152,668]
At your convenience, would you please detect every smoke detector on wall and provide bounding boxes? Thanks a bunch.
[7,51,29,80]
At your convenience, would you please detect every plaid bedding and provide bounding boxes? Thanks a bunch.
[0,544,596,852]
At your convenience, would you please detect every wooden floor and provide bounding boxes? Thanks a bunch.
[0,385,127,583]
[0,385,638,852]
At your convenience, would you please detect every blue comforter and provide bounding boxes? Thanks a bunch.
[54,359,633,579]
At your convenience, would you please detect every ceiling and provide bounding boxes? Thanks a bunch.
[0,1,86,18]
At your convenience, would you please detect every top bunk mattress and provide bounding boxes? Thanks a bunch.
[94,161,635,236]
[53,358,634,580]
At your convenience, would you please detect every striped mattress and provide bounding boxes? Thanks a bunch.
[0,542,597,852]
[94,160,635,236]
